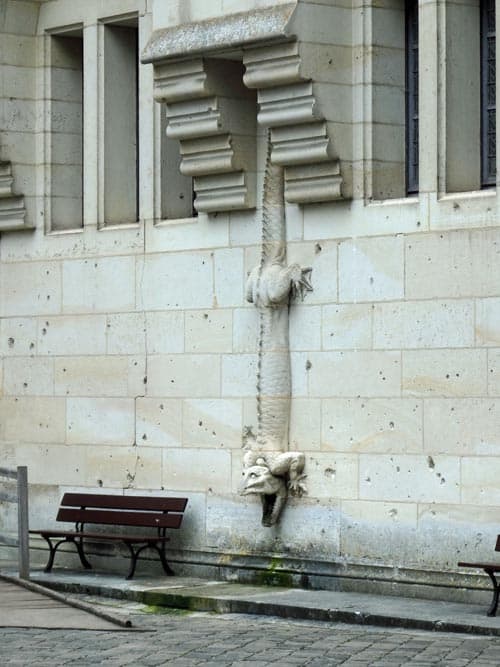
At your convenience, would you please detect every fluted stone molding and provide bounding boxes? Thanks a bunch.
[0,161,30,231]
[147,57,256,213]
[243,39,343,204]
[142,1,348,212]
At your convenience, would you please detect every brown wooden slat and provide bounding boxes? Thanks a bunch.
[56,508,183,529]
[61,493,187,512]
[458,561,500,570]
[30,529,171,543]
[496,535,500,552]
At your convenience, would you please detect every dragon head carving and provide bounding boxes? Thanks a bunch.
[239,449,307,526]
[239,463,287,527]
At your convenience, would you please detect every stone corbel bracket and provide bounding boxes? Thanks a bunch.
[142,1,347,212]
[243,39,342,204]
[0,161,30,231]
[151,57,257,213]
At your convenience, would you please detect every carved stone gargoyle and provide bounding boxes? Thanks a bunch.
[239,447,307,527]
[239,135,310,526]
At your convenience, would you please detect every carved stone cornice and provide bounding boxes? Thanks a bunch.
[142,1,346,211]
[0,161,30,232]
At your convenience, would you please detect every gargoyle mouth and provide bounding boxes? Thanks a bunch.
[261,493,281,527]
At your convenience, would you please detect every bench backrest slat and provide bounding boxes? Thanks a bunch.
[57,507,184,529]
[61,493,187,513]
[496,535,500,552]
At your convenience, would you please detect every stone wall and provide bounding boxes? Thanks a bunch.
[0,0,499,600]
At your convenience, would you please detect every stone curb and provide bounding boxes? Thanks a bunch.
[35,578,500,637]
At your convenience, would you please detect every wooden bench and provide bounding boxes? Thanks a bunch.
[458,535,500,616]
[30,493,188,580]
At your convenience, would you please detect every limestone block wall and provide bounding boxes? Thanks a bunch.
[0,0,499,600]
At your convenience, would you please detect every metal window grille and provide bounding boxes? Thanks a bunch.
[405,0,419,195]
[481,0,496,187]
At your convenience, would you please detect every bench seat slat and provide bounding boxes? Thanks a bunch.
[61,493,187,513]
[56,507,183,529]
[458,561,500,571]
[30,529,170,544]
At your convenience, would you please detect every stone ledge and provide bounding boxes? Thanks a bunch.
[142,4,297,63]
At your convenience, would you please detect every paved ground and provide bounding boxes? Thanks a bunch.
[0,579,121,630]
[2,599,500,666]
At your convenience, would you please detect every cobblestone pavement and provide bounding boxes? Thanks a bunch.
[2,602,500,666]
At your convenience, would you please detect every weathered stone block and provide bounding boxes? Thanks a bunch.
[106,312,146,355]
[185,310,232,353]
[488,349,500,396]
[424,398,500,455]
[54,356,134,397]
[162,447,232,491]
[462,457,500,506]
[476,298,500,347]
[85,445,162,490]
[289,398,321,450]
[374,300,474,349]
[137,253,214,311]
[183,398,242,448]
[339,236,404,302]
[145,311,185,354]
[147,354,220,397]
[359,454,461,503]
[2,397,66,443]
[308,351,401,397]
[38,315,107,356]
[0,317,38,356]
[66,397,135,445]
[322,303,372,350]
[289,305,321,351]
[135,397,182,447]
[306,452,358,499]
[62,257,136,313]
[3,357,54,396]
[402,349,487,397]
[214,248,244,307]
[406,229,500,299]
[322,398,423,453]
[15,444,87,486]
[0,261,61,317]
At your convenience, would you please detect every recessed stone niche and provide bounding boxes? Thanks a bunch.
[142,1,348,213]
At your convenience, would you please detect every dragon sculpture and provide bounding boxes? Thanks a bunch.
[238,135,311,527]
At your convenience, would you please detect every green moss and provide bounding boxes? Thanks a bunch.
[142,605,191,616]
[256,558,293,588]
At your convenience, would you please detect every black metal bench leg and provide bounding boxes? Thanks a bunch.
[157,543,175,576]
[124,543,140,580]
[40,536,57,573]
[41,536,92,573]
[69,536,92,570]
[485,570,500,617]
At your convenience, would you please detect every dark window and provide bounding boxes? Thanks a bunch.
[481,0,496,187]
[405,0,419,195]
